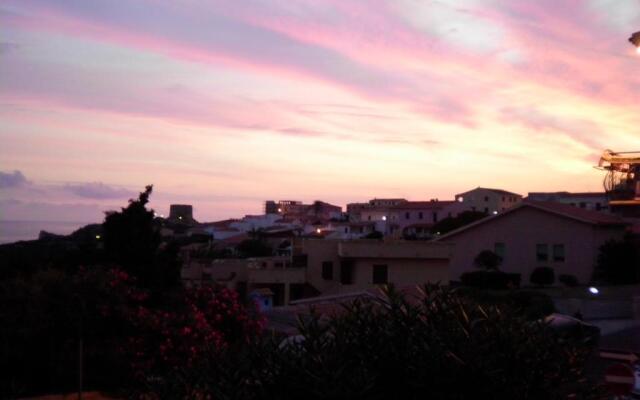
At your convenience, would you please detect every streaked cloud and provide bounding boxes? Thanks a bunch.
[1,0,640,221]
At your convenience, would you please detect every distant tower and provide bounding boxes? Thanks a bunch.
[265,200,278,214]
[169,204,194,223]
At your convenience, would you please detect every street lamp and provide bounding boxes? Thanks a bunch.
[629,31,640,53]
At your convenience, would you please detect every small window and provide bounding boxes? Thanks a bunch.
[484,207,489,213]
[553,244,565,262]
[432,212,438,223]
[502,196,505,202]
[596,203,602,211]
[418,212,424,219]
[344,227,348,233]
[484,196,489,202]
[372,264,388,284]
[405,212,410,219]
[536,244,548,262]
[322,261,333,280]
[494,242,505,259]
[368,215,371,221]
[579,202,586,209]
[340,261,354,285]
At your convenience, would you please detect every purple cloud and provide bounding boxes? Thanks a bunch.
[63,182,133,200]
[0,170,29,188]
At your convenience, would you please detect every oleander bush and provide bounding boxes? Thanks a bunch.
[153,285,601,400]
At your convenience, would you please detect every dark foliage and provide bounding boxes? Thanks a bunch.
[103,185,181,290]
[474,250,502,271]
[363,230,383,239]
[558,274,579,287]
[430,210,488,235]
[530,267,555,286]
[237,239,273,258]
[460,270,521,289]
[156,285,600,399]
[593,235,640,284]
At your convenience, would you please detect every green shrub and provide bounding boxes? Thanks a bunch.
[530,267,555,286]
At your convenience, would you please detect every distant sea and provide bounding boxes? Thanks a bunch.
[0,220,95,244]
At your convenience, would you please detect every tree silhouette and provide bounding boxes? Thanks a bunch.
[103,185,174,289]
[474,250,502,271]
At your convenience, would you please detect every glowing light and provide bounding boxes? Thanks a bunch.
[179,216,183,220]
[277,208,282,212]
[588,287,599,295]
[382,216,387,221]
[95,235,101,239]
[636,47,640,55]
[316,228,321,233]
[492,211,498,215]
[458,197,464,203]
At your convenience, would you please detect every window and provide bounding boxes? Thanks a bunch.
[536,244,548,262]
[579,202,586,209]
[596,203,602,211]
[340,260,354,284]
[553,244,565,262]
[418,212,424,220]
[368,215,372,221]
[405,212,410,220]
[502,196,505,202]
[372,264,388,284]
[484,207,489,213]
[344,227,348,233]
[322,261,334,280]
[484,196,489,202]
[432,212,438,223]
[494,242,505,260]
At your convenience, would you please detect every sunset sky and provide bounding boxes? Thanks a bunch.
[1,0,640,223]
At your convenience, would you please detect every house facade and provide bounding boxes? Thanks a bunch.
[293,238,452,295]
[454,187,522,214]
[437,201,628,285]
[527,191,609,212]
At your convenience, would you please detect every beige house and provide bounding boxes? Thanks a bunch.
[436,201,628,285]
[455,187,522,214]
[181,254,310,306]
[293,239,452,295]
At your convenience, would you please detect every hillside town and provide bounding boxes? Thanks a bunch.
[169,184,637,308]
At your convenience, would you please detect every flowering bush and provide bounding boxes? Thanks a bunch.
[119,283,265,395]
